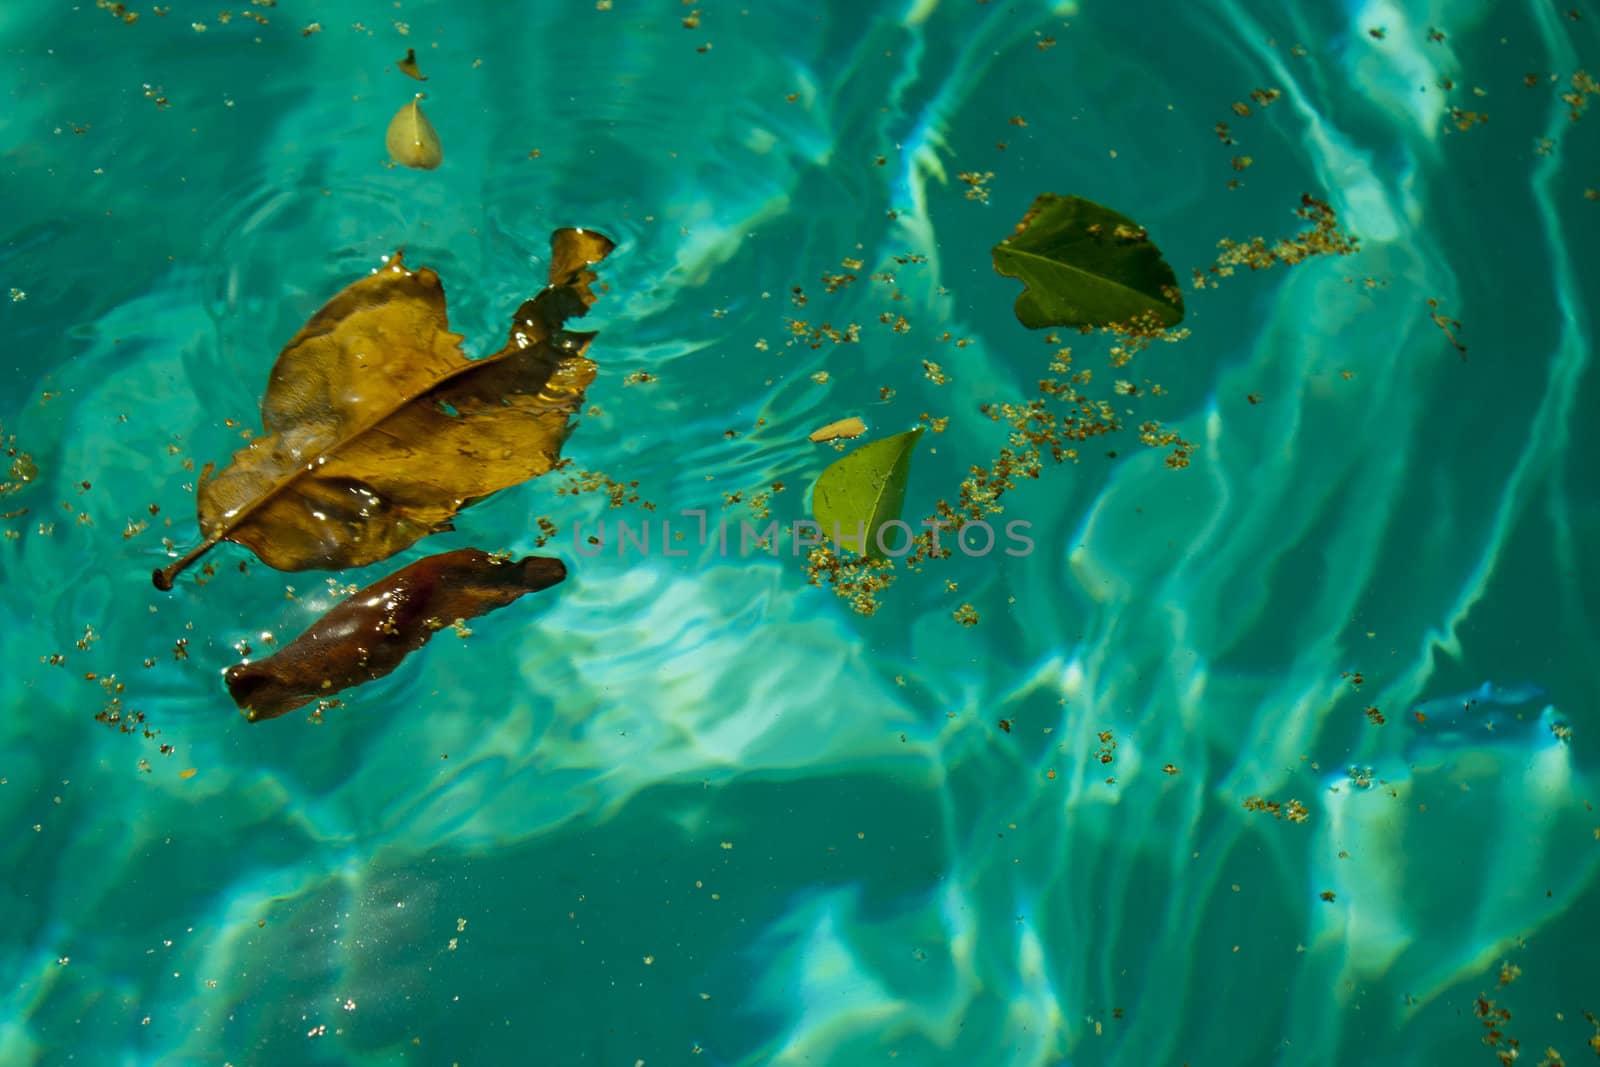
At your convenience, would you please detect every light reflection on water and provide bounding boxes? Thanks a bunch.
[2,0,1597,1064]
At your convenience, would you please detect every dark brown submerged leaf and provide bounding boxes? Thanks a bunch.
[225,548,566,722]
[153,228,615,591]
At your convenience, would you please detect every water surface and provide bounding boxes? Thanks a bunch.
[2,1,1598,1064]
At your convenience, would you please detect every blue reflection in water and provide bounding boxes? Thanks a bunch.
[1407,679,1547,727]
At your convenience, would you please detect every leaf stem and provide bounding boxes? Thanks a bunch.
[152,539,216,591]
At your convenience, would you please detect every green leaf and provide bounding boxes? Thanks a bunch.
[992,194,1184,329]
[811,427,925,558]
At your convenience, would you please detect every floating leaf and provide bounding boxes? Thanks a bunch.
[225,549,566,722]
[807,416,866,443]
[992,194,1183,329]
[811,427,924,558]
[153,228,616,590]
[397,47,427,81]
[386,92,442,169]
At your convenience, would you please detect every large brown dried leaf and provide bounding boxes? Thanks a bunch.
[154,228,615,591]
[225,548,566,722]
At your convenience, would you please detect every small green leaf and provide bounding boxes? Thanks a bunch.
[811,427,925,558]
[992,194,1183,329]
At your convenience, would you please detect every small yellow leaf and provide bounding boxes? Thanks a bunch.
[807,416,866,443]
[397,48,427,81]
[386,93,442,170]
[179,768,197,779]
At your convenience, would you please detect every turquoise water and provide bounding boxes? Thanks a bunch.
[4,0,1599,1064]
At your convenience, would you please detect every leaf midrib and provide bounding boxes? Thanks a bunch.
[854,455,900,537]
[997,245,1165,308]
[208,318,548,551]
